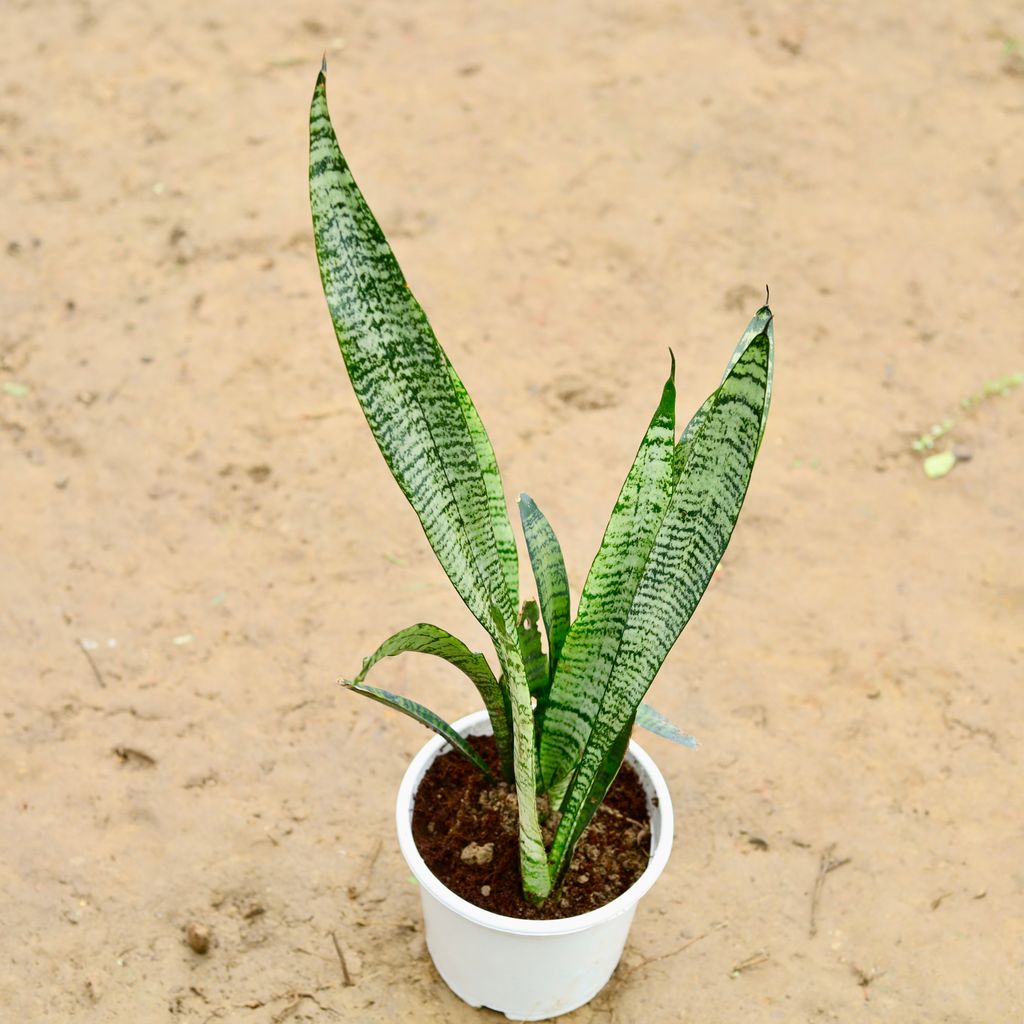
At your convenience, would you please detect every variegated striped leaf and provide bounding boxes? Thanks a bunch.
[446,357,519,610]
[517,601,548,699]
[549,326,772,879]
[551,712,635,886]
[353,623,514,780]
[722,303,773,446]
[489,604,551,901]
[674,305,773,477]
[673,392,713,483]
[539,355,677,789]
[635,702,699,749]
[310,71,517,638]
[518,493,570,682]
[340,680,493,779]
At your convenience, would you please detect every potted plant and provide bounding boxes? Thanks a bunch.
[309,64,773,1020]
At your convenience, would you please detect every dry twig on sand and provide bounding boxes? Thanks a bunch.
[809,842,851,938]
[623,922,727,977]
[730,951,770,977]
[329,931,354,987]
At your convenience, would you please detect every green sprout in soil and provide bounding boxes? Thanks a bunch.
[913,373,1022,478]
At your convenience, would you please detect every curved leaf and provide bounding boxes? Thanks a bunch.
[340,680,493,780]
[539,355,676,788]
[635,702,699,748]
[549,325,772,880]
[310,71,517,638]
[518,493,570,681]
[354,623,513,780]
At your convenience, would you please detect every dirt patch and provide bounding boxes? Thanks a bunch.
[411,735,650,919]
[3,3,1023,1020]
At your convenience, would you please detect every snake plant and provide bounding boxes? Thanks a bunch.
[310,65,774,904]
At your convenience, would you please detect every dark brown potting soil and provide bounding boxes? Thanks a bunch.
[411,734,652,920]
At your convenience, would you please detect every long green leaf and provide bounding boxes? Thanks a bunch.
[353,623,514,780]
[673,392,713,483]
[518,494,570,681]
[549,327,771,879]
[549,703,695,815]
[340,680,493,780]
[539,355,677,788]
[446,357,518,610]
[310,70,516,639]
[550,713,635,888]
[636,702,699,748]
[721,303,773,447]
[673,305,773,479]
[671,303,770,479]
[489,606,551,902]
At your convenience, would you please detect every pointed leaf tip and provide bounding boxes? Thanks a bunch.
[321,52,327,74]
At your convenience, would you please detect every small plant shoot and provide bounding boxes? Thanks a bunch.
[310,66,774,904]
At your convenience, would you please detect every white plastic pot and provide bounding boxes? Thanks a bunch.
[396,709,675,1021]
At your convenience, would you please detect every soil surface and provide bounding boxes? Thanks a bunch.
[411,735,650,919]
[3,2,1024,1023]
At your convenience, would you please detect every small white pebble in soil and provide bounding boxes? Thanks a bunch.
[460,841,494,865]
[480,885,491,896]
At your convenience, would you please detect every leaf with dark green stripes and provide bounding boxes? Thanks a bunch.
[517,601,548,699]
[674,305,773,479]
[340,679,493,779]
[489,604,552,901]
[673,392,714,483]
[551,713,635,887]
[539,355,677,789]
[446,357,519,610]
[721,304,773,446]
[310,70,517,639]
[518,494,570,681]
[635,702,699,749]
[548,324,772,880]
[353,623,514,780]
[311,65,776,907]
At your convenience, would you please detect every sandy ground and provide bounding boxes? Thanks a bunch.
[3,1,1023,1021]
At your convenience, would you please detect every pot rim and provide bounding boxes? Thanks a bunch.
[395,709,675,937]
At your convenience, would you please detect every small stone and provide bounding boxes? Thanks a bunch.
[480,885,491,896]
[185,922,210,954]
[459,841,494,866]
